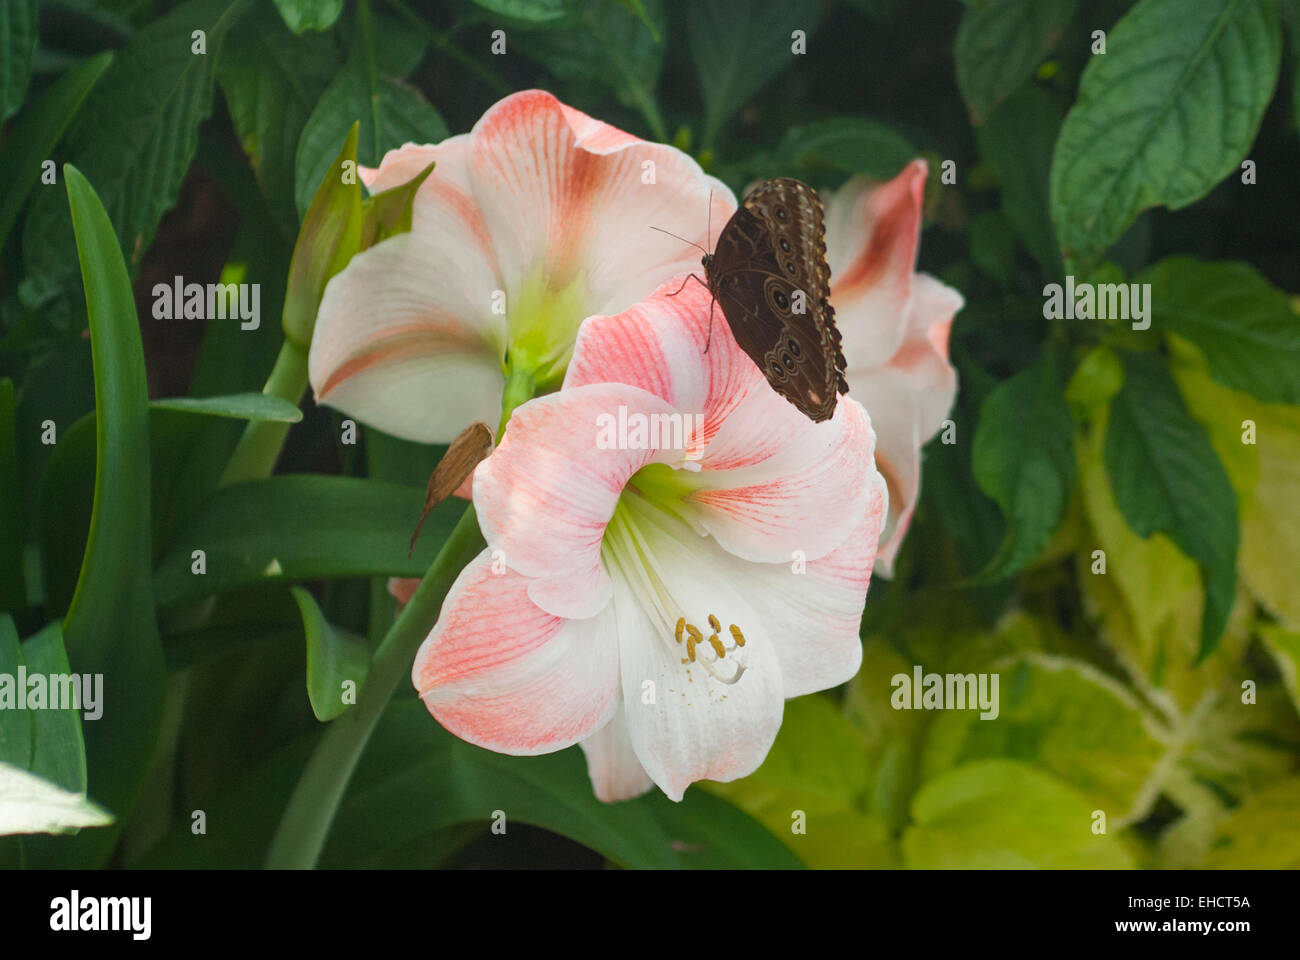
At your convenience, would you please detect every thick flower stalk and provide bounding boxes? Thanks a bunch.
[307,89,733,442]
[411,282,888,802]
[825,159,962,572]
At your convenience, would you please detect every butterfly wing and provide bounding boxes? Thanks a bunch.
[707,178,847,423]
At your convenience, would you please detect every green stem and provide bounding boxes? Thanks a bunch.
[219,340,309,486]
[498,366,535,437]
[265,505,485,869]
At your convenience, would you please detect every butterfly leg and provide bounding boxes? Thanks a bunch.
[665,272,709,299]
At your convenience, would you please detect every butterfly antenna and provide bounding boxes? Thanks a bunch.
[706,188,713,250]
[648,226,709,257]
[704,295,716,354]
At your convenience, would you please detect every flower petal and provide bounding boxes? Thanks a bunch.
[580,702,654,802]
[607,515,784,802]
[309,230,505,443]
[467,90,735,316]
[565,279,762,457]
[888,272,961,441]
[722,472,886,697]
[845,367,919,575]
[689,394,878,564]
[412,550,619,755]
[473,382,679,619]
[827,159,927,370]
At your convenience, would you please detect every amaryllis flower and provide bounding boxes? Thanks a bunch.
[307,89,733,442]
[411,282,887,802]
[825,159,962,573]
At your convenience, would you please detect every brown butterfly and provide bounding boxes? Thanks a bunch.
[658,178,848,423]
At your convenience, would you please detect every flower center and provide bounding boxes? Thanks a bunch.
[602,482,747,685]
[504,266,591,391]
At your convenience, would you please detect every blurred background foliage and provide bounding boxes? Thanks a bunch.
[1,0,1299,868]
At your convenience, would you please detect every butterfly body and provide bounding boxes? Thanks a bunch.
[703,178,847,423]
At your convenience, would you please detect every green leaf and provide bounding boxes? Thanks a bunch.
[972,345,1077,579]
[0,0,38,119]
[291,587,371,722]
[1105,351,1239,660]
[293,16,446,218]
[1258,625,1300,713]
[0,382,24,613]
[219,6,340,234]
[1139,257,1300,404]
[272,0,345,33]
[706,695,898,867]
[774,117,916,182]
[1050,0,1282,259]
[20,0,253,332]
[21,623,89,795]
[471,0,574,22]
[0,762,113,838]
[36,167,167,865]
[903,759,1135,868]
[0,617,32,769]
[322,700,802,869]
[153,476,463,608]
[688,0,820,148]
[149,393,304,423]
[0,51,113,253]
[1204,777,1300,867]
[954,0,1076,124]
[920,654,1171,825]
[360,160,436,248]
[976,86,1064,278]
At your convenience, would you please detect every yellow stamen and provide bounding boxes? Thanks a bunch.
[674,617,685,644]
[685,624,703,663]
[708,633,725,658]
[730,624,746,647]
[708,613,721,633]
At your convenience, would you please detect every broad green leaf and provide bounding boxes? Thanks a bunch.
[1204,777,1300,867]
[0,762,113,838]
[219,5,340,234]
[153,476,462,608]
[972,344,1077,579]
[775,117,916,182]
[21,0,253,332]
[321,700,802,869]
[22,622,89,795]
[515,0,666,138]
[0,51,113,253]
[360,160,436,248]
[1050,0,1282,259]
[291,587,371,722]
[954,0,1076,124]
[32,167,167,866]
[1236,400,1300,628]
[1077,406,1250,713]
[0,381,24,613]
[0,617,32,769]
[272,0,344,33]
[1177,680,1300,799]
[706,695,898,868]
[1104,350,1238,660]
[149,393,304,423]
[920,654,1171,826]
[1139,257,1300,404]
[902,759,1135,868]
[1259,625,1300,712]
[471,0,573,22]
[293,16,446,218]
[976,86,1064,278]
[0,0,38,119]
[283,124,363,348]
[688,0,821,148]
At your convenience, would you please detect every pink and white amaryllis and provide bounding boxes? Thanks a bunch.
[824,159,962,573]
[307,89,734,443]
[411,282,888,802]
